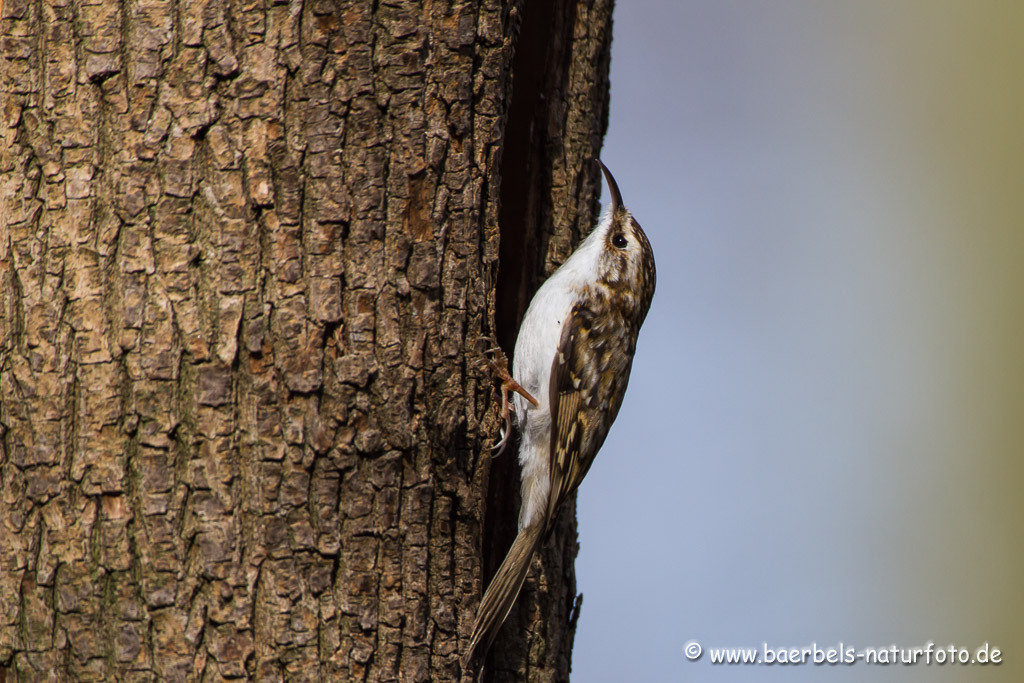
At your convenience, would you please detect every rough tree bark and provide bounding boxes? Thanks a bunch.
[0,0,613,681]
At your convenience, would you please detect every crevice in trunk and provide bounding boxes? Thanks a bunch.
[486,0,581,678]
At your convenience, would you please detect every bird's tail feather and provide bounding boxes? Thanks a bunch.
[465,521,545,667]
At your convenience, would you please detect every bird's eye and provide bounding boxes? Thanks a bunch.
[612,233,628,249]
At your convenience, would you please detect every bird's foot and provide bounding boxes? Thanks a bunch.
[479,336,539,407]
[478,335,539,456]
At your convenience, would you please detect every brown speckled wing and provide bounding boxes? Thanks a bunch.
[545,295,633,526]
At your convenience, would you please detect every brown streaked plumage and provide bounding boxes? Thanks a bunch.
[466,160,656,670]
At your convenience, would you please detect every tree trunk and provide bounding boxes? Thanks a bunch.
[0,0,612,680]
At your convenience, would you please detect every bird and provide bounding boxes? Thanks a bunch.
[467,160,657,667]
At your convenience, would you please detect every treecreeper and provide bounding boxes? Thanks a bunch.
[467,160,657,669]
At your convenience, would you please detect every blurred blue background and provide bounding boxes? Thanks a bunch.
[575,2,1024,681]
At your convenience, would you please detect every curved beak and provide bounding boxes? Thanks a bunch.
[597,159,624,214]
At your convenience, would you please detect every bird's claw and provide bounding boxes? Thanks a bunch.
[491,420,511,457]
[478,334,539,457]
[478,335,539,408]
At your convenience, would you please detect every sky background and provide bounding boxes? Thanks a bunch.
[573,2,1024,681]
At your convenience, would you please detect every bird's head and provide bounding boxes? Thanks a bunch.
[592,160,657,323]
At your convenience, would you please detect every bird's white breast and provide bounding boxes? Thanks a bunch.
[511,228,605,420]
[509,211,611,529]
